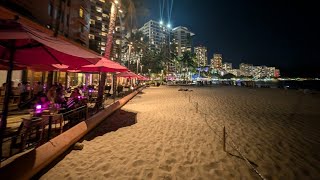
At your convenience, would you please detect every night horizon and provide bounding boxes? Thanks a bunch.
[140,0,320,77]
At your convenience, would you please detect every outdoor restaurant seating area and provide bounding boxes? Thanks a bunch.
[0,19,149,160]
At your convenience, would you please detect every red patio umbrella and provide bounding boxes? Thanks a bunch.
[117,71,139,78]
[0,20,100,68]
[76,57,128,73]
[137,74,149,81]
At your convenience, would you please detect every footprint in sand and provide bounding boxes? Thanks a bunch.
[132,159,144,167]
[159,164,172,172]
[204,161,220,171]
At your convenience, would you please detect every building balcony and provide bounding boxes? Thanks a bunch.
[77,17,88,26]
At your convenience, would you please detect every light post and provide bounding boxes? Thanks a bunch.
[140,64,144,74]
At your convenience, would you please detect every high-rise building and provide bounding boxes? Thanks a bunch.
[194,46,207,66]
[3,0,91,47]
[172,26,195,57]
[239,63,253,77]
[211,53,222,69]
[88,0,125,62]
[229,69,241,77]
[266,67,276,77]
[275,69,280,78]
[88,0,110,55]
[222,62,232,71]
[0,0,91,86]
[139,20,171,52]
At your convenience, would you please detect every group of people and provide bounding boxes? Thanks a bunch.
[35,83,86,113]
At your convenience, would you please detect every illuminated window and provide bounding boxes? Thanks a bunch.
[96,7,102,13]
[90,19,95,25]
[99,0,105,2]
[102,13,108,18]
[89,34,95,39]
[96,16,102,21]
[101,32,107,36]
[79,8,84,18]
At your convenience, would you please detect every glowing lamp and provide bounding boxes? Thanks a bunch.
[160,20,163,25]
[36,105,42,110]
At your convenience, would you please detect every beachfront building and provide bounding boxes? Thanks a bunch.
[88,0,110,55]
[223,62,232,71]
[239,63,253,77]
[0,0,91,85]
[139,20,171,52]
[88,0,124,62]
[172,26,195,57]
[194,46,208,66]
[266,67,276,77]
[228,69,241,77]
[2,0,91,47]
[275,69,280,78]
[211,53,223,70]
[251,66,279,78]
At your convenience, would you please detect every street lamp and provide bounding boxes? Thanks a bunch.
[140,64,144,74]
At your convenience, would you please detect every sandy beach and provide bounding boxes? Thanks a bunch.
[41,86,320,179]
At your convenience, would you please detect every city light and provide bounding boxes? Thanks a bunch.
[167,23,171,28]
[115,0,119,4]
[159,20,163,25]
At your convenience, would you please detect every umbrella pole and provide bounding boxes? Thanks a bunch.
[64,72,68,89]
[0,40,15,159]
[113,73,116,103]
[97,71,106,109]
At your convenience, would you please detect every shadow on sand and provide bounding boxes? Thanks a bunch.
[84,109,137,141]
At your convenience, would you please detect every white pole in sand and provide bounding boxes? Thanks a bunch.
[195,102,198,113]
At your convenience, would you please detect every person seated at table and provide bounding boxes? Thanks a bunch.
[70,88,81,99]
[55,87,66,105]
[35,94,51,110]
[47,86,57,103]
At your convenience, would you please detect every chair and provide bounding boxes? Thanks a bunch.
[10,117,46,155]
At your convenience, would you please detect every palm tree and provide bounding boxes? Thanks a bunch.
[177,51,197,82]
[97,0,147,105]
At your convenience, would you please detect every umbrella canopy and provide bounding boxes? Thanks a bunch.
[0,20,100,69]
[137,74,149,81]
[117,71,139,78]
[77,57,128,73]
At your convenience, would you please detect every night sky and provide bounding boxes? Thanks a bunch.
[139,0,320,77]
